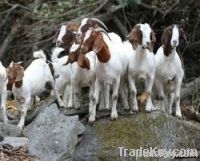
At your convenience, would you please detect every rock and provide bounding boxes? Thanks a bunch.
[0,136,28,149]
[0,122,22,137]
[74,111,200,161]
[24,103,85,161]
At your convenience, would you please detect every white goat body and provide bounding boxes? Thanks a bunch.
[127,23,156,112]
[155,47,183,117]
[0,62,8,123]
[11,51,64,128]
[155,24,184,118]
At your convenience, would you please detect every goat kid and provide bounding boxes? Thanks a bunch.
[56,22,80,53]
[79,28,130,122]
[127,23,156,112]
[7,51,64,128]
[66,43,96,109]
[155,24,185,118]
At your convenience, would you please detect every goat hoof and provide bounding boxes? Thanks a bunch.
[111,112,118,120]
[88,116,96,122]
[175,113,182,119]
[60,106,65,109]
[17,124,24,129]
[145,107,152,113]
[124,107,130,112]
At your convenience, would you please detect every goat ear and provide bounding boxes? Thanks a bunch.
[161,29,168,45]
[77,53,90,69]
[128,26,141,50]
[9,61,13,67]
[149,31,156,52]
[15,67,24,82]
[93,34,104,54]
[17,61,24,65]
[180,28,188,44]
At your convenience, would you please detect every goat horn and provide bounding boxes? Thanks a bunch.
[94,28,111,40]
[91,18,108,31]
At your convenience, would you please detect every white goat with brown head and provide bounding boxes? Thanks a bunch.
[155,24,186,118]
[127,23,156,112]
[56,22,80,53]
[7,51,64,128]
[78,27,130,122]
[76,18,108,43]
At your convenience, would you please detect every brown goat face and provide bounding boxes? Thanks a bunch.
[7,62,24,85]
[161,24,187,56]
[128,24,156,51]
[80,30,96,55]
[56,23,79,49]
[67,51,79,64]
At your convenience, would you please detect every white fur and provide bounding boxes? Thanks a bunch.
[155,26,183,117]
[51,47,73,107]
[128,23,156,112]
[56,25,67,46]
[87,30,130,122]
[0,62,8,123]
[72,51,96,109]
[77,18,88,34]
[12,51,64,128]
[33,50,46,61]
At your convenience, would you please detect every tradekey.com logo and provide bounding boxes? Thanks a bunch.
[118,146,198,159]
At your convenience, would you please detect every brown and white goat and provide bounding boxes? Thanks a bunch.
[79,28,130,122]
[7,51,64,128]
[155,24,186,118]
[56,22,80,53]
[127,23,156,112]
[76,17,108,43]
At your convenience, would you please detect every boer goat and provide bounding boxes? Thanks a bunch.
[0,62,8,123]
[127,23,156,112]
[79,27,130,122]
[56,21,80,53]
[155,24,186,118]
[76,17,108,43]
[66,44,96,109]
[7,51,64,128]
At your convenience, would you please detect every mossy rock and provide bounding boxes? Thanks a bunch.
[74,111,200,161]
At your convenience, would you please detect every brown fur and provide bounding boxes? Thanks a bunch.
[127,25,142,49]
[80,30,111,63]
[67,51,79,64]
[149,31,156,52]
[77,53,90,70]
[128,24,156,51]
[57,22,80,53]
[161,24,187,56]
[7,63,24,88]
[161,25,173,56]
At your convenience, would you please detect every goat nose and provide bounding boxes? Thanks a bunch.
[173,40,177,44]
[146,41,151,46]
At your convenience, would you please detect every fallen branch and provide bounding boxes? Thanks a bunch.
[181,105,200,122]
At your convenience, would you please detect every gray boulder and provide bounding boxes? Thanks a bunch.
[24,103,85,161]
[0,136,28,149]
[0,122,22,137]
[74,111,200,161]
